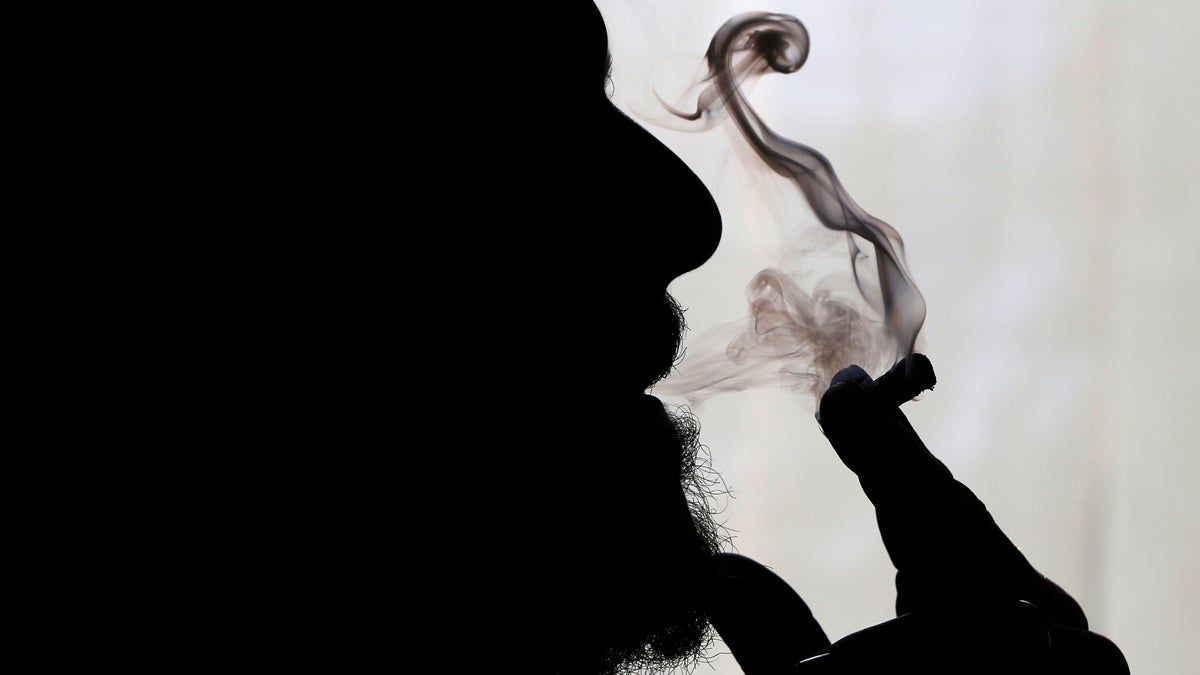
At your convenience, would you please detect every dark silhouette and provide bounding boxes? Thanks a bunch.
[421,3,1131,674]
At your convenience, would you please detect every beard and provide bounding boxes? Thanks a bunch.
[583,293,730,675]
[598,402,731,675]
[539,395,730,675]
[477,290,731,674]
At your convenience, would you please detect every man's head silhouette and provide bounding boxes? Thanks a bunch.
[453,3,727,673]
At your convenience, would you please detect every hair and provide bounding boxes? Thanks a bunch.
[574,403,732,675]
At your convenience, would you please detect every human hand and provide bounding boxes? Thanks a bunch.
[813,354,1128,673]
[792,600,1128,674]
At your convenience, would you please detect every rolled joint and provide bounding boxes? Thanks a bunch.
[866,353,936,407]
[819,354,937,425]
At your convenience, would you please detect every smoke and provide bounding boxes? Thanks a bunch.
[648,12,927,406]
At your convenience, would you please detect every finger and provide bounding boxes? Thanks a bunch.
[1023,574,1089,630]
[818,377,945,487]
[829,363,873,388]
[1043,623,1130,675]
[816,379,887,476]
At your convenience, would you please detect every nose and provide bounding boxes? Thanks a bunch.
[595,104,723,287]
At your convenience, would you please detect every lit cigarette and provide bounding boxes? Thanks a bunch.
[864,353,936,407]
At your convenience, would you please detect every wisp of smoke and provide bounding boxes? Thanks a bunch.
[649,12,927,407]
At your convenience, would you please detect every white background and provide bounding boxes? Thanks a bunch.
[595,1,1199,673]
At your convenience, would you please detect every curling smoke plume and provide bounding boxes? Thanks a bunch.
[650,12,927,406]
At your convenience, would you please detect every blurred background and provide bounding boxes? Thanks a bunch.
[595,1,1199,673]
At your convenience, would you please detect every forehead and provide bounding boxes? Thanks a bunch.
[504,3,609,77]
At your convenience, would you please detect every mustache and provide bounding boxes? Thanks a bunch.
[639,290,690,389]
